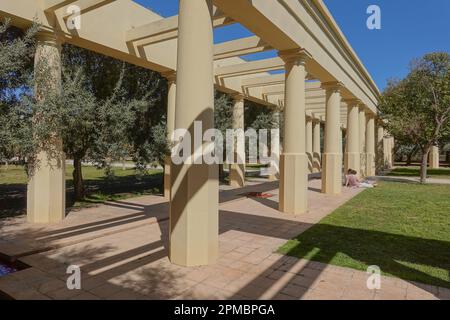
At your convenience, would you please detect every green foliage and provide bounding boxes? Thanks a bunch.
[380,52,450,147]
[250,112,275,131]
[0,24,168,199]
[214,91,233,135]
[379,52,450,181]
[0,19,37,100]
[60,45,168,171]
[0,19,37,162]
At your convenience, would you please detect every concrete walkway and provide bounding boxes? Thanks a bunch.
[0,179,448,300]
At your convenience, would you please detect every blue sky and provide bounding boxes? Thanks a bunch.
[134,0,450,91]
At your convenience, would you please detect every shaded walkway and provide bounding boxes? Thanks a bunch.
[0,179,449,300]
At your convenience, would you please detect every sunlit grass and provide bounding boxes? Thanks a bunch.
[278,181,450,288]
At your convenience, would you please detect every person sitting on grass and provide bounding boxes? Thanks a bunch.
[345,169,378,188]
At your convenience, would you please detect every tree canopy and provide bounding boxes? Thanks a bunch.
[379,52,450,182]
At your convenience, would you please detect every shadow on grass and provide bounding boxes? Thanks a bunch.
[0,172,164,219]
[277,223,450,290]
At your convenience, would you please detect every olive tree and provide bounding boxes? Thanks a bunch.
[379,52,450,183]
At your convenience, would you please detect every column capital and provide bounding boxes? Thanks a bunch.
[231,92,245,103]
[343,98,361,108]
[36,30,62,49]
[278,48,312,65]
[358,104,367,113]
[321,81,344,92]
[365,112,376,119]
[161,70,177,84]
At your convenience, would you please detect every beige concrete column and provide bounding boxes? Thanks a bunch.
[429,146,440,169]
[358,107,367,177]
[27,32,65,224]
[340,126,344,168]
[383,136,391,169]
[384,136,394,169]
[312,119,321,173]
[268,110,281,180]
[163,71,176,200]
[391,137,395,167]
[278,49,311,215]
[229,94,245,187]
[376,124,385,173]
[305,114,313,173]
[321,82,343,194]
[170,0,218,267]
[366,114,376,176]
[344,99,360,176]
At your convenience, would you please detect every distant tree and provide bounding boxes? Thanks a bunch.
[245,100,277,163]
[62,45,168,175]
[0,19,37,164]
[250,112,275,131]
[52,47,167,200]
[214,91,233,181]
[1,26,168,200]
[379,52,450,183]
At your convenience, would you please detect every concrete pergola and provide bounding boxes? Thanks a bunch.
[1,0,395,267]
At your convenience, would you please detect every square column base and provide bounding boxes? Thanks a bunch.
[360,153,367,177]
[429,147,440,169]
[229,164,245,187]
[345,152,361,177]
[321,153,342,195]
[164,156,171,199]
[170,163,219,267]
[366,153,376,177]
[27,151,66,224]
[279,153,308,215]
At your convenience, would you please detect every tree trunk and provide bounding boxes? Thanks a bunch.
[73,156,85,201]
[420,149,430,184]
[447,151,450,166]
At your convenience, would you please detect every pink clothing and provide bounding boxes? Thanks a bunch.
[346,174,375,188]
[346,174,359,187]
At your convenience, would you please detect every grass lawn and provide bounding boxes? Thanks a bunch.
[0,165,163,219]
[388,166,450,179]
[278,181,450,289]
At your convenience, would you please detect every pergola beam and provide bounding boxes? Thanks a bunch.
[214,36,271,60]
[261,84,324,95]
[126,7,234,44]
[241,74,285,88]
[44,0,78,11]
[61,0,115,17]
[215,57,284,77]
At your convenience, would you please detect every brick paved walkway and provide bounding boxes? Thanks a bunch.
[0,179,448,300]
